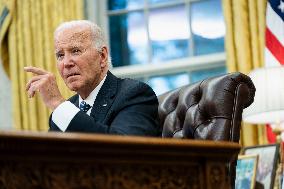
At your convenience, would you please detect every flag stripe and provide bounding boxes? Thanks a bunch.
[265,27,284,65]
[265,48,281,67]
[266,3,284,46]
[265,48,280,67]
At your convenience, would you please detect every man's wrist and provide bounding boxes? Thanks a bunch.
[51,98,65,110]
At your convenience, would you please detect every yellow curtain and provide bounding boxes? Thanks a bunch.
[222,0,268,146]
[0,0,14,76]
[0,0,84,131]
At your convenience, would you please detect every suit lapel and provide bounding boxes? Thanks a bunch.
[69,94,79,107]
[90,71,118,122]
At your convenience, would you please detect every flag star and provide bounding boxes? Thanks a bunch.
[278,0,284,13]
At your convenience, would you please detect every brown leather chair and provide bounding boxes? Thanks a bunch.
[158,72,255,188]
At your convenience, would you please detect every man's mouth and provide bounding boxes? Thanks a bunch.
[66,73,80,79]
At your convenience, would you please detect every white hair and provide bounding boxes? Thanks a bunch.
[54,20,106,51]
[54,20,112,67]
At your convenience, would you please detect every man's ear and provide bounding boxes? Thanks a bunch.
[99,46,108,68]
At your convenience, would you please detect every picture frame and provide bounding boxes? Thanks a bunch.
[235,154,258,189]
[242,144,280,189]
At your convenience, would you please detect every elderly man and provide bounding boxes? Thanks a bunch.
[24,20,160,136]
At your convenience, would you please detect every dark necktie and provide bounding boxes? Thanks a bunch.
[79,101,91,113]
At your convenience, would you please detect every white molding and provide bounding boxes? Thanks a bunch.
[0,58,12,129]
[84,0,95,21]
[111,52,226,78]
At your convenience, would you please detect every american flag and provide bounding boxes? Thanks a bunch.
[265,0,284,66]
[265,0,284,143]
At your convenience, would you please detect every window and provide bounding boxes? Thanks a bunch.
[99,0,226,95]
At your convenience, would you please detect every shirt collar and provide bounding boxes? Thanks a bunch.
[79,74,107,107]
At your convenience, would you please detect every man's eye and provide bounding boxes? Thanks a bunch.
[56,53,64,60]
[72,49,81,54]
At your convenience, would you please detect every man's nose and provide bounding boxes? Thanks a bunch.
[63,54,75,67]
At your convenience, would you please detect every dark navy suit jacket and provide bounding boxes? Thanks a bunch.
[49,71,161,136]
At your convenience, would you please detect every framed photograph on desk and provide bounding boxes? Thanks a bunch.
[235,154,258,189]
[243,144,279,189]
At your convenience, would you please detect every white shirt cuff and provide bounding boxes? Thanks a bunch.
[52,101,80,132]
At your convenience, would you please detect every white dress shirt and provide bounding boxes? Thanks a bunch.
[52,75,107,132]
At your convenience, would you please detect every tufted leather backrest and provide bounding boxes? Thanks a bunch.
[158,72,255,141]
[158,72,255,188]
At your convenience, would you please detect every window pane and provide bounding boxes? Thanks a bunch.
[149,5,190,63]
[109,12,148,67]
[148,73,189,95]
[191,0,225,55]
[190,66,227,83]
[108,0,144,11]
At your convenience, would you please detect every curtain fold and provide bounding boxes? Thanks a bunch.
[0,0,84,131]
[0,0,14,77]
[222,0,267,146]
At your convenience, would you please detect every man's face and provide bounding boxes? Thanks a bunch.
[54,26,107,96]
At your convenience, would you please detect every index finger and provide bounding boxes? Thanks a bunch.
[24,66,48,75]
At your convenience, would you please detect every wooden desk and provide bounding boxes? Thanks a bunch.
[0,131,240,189]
